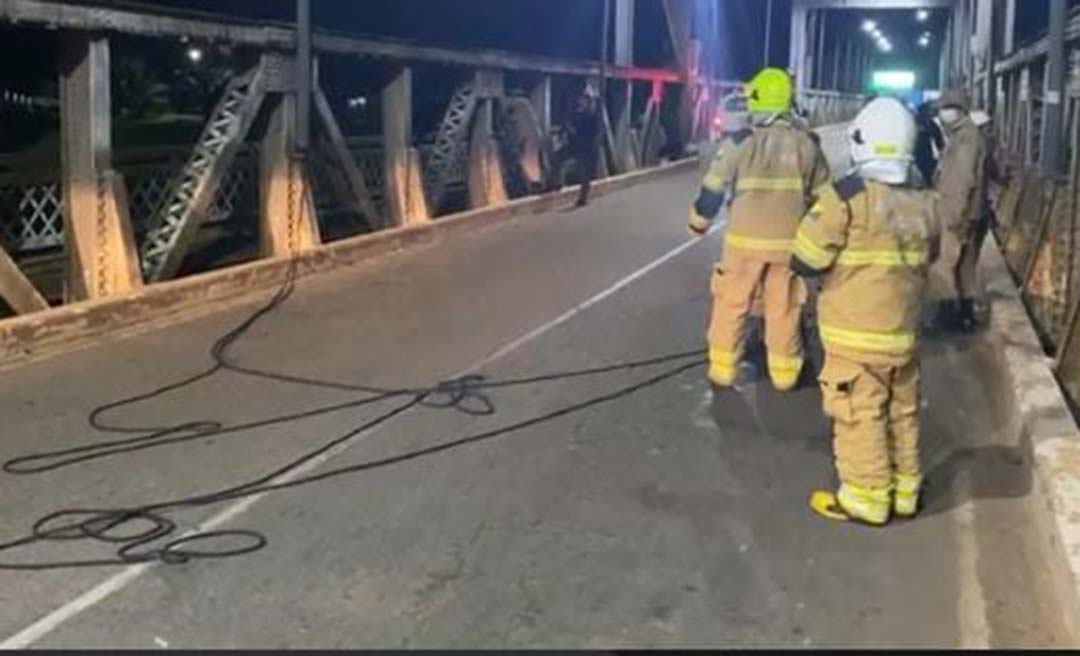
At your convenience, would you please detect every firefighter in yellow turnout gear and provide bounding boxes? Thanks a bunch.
[792,98,941,526]
[690,68,831,391]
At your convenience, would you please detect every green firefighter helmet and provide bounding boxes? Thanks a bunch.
[745,67,793,115]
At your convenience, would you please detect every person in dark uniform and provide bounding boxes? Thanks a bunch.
[914,101,945,186]
[556,81,602,208]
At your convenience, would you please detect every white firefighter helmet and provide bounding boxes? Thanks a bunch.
[849,97,917,185]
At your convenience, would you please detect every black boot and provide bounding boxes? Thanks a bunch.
[937,299,960,332]
[958,299,977,334]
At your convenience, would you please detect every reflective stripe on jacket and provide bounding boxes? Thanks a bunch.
[791,176,941,365]
[691,116,831,263]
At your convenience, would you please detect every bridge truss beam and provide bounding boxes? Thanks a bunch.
[0,0,748,320]
[0,0,685,85]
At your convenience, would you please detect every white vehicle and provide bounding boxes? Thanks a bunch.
[712,91,749,143]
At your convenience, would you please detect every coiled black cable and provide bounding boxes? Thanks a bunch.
[0,177,707,571]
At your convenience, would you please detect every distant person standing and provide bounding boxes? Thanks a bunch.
[934,88,990,333]
[914,101,945,185]
[565,81,602,208]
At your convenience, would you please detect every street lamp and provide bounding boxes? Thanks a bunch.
[186,47,203,63]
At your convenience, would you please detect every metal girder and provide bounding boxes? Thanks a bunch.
[995,10,1080,75]
[0,0,686,84]
[493,99,529,198]
[424,81,478,212]
[615,0,634,68]
[0,244,47,314]
[792,0,954,8]
[639,98,665,168]
[140,61,269,281]
[613,84,639,173]
[661,0,691,73]
[312,82,382,228]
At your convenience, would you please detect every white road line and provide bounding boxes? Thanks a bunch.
[471,232,713,371]
[953,494,991,648]
[942,347,991,649]
[1,229,714,649]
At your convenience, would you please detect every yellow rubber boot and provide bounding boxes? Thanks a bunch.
[893,473,923,519]
[708,349,740,387]
[810,484,892,526]
[768,355,803,392]
[837,483,892,526]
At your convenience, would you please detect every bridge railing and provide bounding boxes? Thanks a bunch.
[976,10,1080,411]
[799,89,865,128]
[0,140,454,254]
[0,0,720,319]
[986,164,1080,416]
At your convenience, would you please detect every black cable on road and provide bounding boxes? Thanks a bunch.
[0,224,708,570]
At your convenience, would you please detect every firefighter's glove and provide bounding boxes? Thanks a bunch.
[688,208,712,237]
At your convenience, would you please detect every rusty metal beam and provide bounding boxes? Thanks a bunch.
[994,8,1080,75]
[313,81,382,228]
[59,32,142,301]
[661,0,691,72]
[0,0,692,84]
[140,61,269,280]
[382,67,431,225]
[0,245,48,314]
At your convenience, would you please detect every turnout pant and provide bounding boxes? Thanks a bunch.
[818,351,921,491]
[707,253,806,390]
[947,216,990,302]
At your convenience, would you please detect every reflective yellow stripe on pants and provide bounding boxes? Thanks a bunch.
[724,233,793,254]
[708,348,741,386]
[768,353,803,390]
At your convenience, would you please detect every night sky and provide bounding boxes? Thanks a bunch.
[82,0,784,77]
[0,1,1073,101]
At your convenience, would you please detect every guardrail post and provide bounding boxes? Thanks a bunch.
[530,76,554,184]
[59,32,142,301]
[1041,0,1067,176]
[468,70,509,209]
[613,80,638,173]
[260,92,322,257]
[382,66,430,226]
[531,76,553,138]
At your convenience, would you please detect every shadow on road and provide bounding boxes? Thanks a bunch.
[701,317,1034,522]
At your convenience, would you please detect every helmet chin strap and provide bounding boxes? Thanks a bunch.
[751,111,786,127]
[855,160,911,185]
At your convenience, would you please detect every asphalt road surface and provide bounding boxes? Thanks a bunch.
[0,165,1069,647]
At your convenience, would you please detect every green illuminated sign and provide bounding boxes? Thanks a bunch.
[872,70,917,91]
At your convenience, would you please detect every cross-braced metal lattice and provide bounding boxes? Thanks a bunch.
[355,148,386,195]
[0,181,63,252]
[424,81,478,211]
[139,61,268,281]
